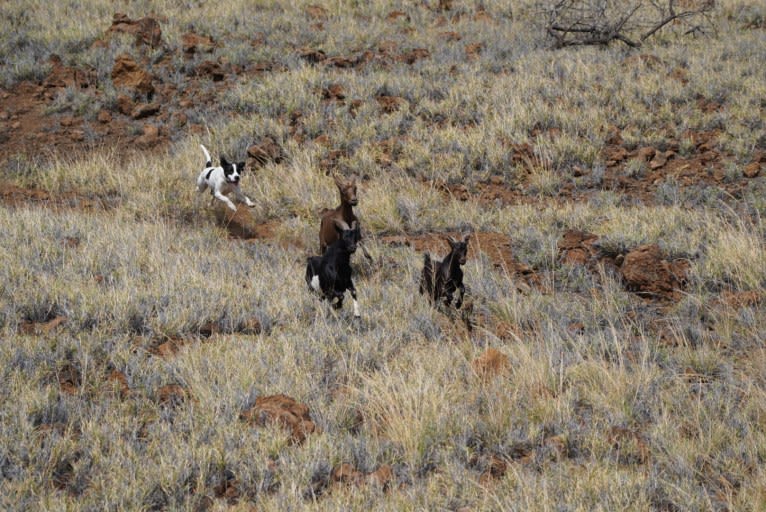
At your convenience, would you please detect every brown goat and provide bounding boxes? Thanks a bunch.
[319,175,371,259]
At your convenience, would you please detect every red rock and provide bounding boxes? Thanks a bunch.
[376,95,408,113]
[465,42,484,59]
[131,102,160,119]
[181,32,215,54]
[97,110,112,123]
[398,48,430,65]
[439,31,462,41]
[107,13,163,48]
[366,465,394,488]
[195,60,225,81]
[43,55,96,89]
[636,146,656,162]
[558,229,598,265]
[649,152,667,170]
[241,394,317,444]
[135,124,160,148]
[298,48,326,63]
[744,162,761,178]
[111,54,154,96]
[620,244,688,300]
[322,83,346,100]
[332,463,364,485]
[116,94,134,115]
[107,370,130,398]
[19,315,67,335]
[247,136,284,167]
[305,5,328,19]
[156,384,189,405]
[472,348,510,378]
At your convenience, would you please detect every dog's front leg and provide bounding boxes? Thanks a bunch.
[214,189,238,212]
[233,186,255,207]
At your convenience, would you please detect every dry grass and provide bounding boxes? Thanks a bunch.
[1,0,765,510]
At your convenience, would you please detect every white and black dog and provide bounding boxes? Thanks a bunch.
[196,144,255,212]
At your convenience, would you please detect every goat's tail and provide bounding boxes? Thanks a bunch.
[200,144,212,168]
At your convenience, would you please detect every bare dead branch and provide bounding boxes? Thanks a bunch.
[541,0,715,49]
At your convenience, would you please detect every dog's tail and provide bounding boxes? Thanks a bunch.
[200,144,212,168]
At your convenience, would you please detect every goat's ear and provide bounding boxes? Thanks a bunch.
[463,233,471,243]
[444,235,457,247]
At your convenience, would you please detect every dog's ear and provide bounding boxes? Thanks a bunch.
[220,156,230,167]
[237,162,246,173]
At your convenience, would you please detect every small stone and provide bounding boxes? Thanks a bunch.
[744,162,761,178]
[636,146,656,162]
[97,110,112,123]
[131,102,160,119]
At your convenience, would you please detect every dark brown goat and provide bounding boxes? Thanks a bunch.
[319,175,371,259]
[419,234,470,308]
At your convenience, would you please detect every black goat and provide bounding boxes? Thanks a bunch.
[419,234,470,308]
[306,222,361,317]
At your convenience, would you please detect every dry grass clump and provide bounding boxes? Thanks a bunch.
[0,0,765,509]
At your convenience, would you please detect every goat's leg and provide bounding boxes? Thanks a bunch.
[348,282,360,318]
[455,283,465,309]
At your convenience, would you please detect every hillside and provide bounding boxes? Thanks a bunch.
[0,1,764,510]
